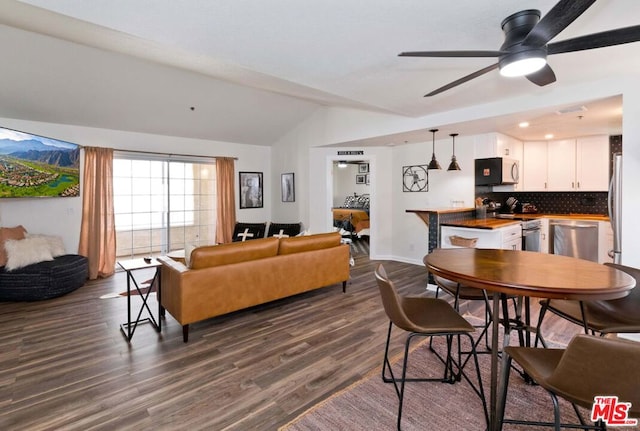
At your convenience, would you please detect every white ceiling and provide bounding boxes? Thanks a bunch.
[0,0,637,146]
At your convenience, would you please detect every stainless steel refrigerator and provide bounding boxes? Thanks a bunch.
[608,152,623,264]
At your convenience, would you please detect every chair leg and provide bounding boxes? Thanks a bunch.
[382,321,401,397]
[549,392,561,431]
[496,350,513,430]
[534,299,550,348]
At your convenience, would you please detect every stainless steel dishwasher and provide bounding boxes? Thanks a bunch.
[549,219,599,262]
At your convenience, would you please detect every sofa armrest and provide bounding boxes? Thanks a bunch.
[158,256,188,273]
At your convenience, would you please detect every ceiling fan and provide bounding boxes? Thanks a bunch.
[399,0,640,96]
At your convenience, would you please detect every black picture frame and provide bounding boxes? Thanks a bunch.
[281,172,295,202]
[402,165,429,192]
[239,171,263,209]
[356,174,366,184]
[358,163,369,173]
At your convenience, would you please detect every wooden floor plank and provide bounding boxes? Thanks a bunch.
[0,253,583,430]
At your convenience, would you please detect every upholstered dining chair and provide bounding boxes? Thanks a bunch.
[374,264,488,430]
[431,274,527,352]
[498,334,640,430]
[535,262,640,346]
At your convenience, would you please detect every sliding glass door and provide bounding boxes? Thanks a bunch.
[113,154,216,259]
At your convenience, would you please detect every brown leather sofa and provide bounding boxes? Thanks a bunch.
[158,232,350,342]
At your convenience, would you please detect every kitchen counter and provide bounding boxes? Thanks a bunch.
[440,218,521,230]
[496,213,610,222]
[406,207,475,215]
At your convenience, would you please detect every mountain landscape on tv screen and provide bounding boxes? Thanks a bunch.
[0,130,80,198]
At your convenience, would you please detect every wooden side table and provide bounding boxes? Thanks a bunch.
[117,258,162,342]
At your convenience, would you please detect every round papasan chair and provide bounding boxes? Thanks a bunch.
[0,226,89,302]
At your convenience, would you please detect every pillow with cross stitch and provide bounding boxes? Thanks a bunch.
[232,222,267,242]
[267,222,302,239]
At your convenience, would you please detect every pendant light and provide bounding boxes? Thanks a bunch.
[447,133,461,171]
[427,129,441,170]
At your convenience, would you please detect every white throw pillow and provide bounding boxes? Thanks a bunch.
[25,233,66,257]
[185,243,197,268]
[4,237,54,271]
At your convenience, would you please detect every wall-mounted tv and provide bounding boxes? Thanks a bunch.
[0,126,80,198]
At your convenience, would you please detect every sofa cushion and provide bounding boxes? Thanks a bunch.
[278,232,341,255]
[190,237,279,269]
[4,237,54,271]
[232,222,267,242]
[267,222,302,238]
[0,225,27,267]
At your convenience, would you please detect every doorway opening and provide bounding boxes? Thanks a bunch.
[331,159,370,257]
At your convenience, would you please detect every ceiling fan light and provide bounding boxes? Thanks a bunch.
[499,55,546,77]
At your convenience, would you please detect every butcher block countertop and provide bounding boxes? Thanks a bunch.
[407,208,609,230]
[440,218,521,229]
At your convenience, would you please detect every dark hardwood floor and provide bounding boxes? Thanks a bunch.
[0,249,582,430]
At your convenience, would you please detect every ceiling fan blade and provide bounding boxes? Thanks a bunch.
[525,64,556,86]
[548,25,640,54]
[399,50,504,58]
[523,0,596,47]
[425,63,499,97]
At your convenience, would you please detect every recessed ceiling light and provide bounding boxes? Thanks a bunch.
[545,134,554,139]
[519,122,530,128]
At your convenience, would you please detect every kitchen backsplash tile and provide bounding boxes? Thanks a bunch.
[483,191,608,214]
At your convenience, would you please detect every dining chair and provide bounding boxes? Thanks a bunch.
[431,274,527,352]
[374,264,488,430]
[535,262,640,346]
[498,334,640,430]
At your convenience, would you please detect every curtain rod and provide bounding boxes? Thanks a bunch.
[86,146,238,160]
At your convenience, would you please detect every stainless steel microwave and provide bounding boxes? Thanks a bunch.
[475,157,520,185]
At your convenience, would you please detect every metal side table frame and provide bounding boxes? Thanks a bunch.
[118,258,162,342]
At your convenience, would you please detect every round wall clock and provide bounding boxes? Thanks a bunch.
[402,165,428,192]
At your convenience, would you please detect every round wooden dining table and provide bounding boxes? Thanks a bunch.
[424,248,636,431]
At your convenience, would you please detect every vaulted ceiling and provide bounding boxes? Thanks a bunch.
[0,0,637,146]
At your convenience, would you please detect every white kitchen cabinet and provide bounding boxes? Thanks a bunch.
[547,139,576,191]
[522,135,609,192]
[441,224,522,250]
[576,136,610,191]
[522,141,548,191]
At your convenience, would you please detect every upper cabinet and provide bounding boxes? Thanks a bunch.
[474,133,523,191]
[575,136,610,191]
[522,140,548,191]
[522,135,609,192]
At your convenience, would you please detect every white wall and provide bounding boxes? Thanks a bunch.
[0,117,271,253]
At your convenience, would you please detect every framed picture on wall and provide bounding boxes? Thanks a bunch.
[281,172,295,202]
[239,171,263,209]
[358,163,369,173]
[402,165,429,192]
[356,174,366,184]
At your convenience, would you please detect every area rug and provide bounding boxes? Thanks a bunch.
[280,335,640,431]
